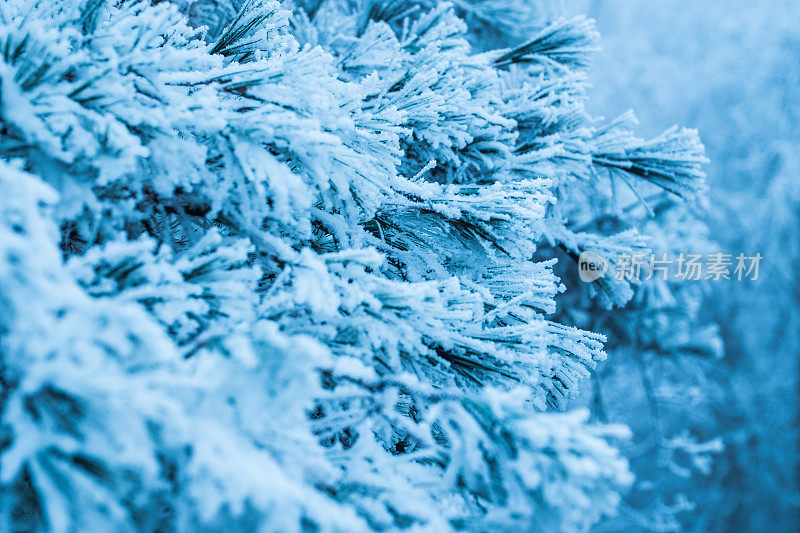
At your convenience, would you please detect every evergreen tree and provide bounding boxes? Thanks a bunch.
[0,0,707,530]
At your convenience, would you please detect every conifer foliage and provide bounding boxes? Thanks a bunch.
[0,0,707,530]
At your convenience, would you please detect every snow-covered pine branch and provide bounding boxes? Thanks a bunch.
[0,0,708,531]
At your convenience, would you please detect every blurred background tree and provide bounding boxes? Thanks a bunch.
[568,0,800,530]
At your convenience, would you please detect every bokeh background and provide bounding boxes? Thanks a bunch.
[567,0,800,530]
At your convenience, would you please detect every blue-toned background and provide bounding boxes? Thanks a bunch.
[573,0,799,530]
